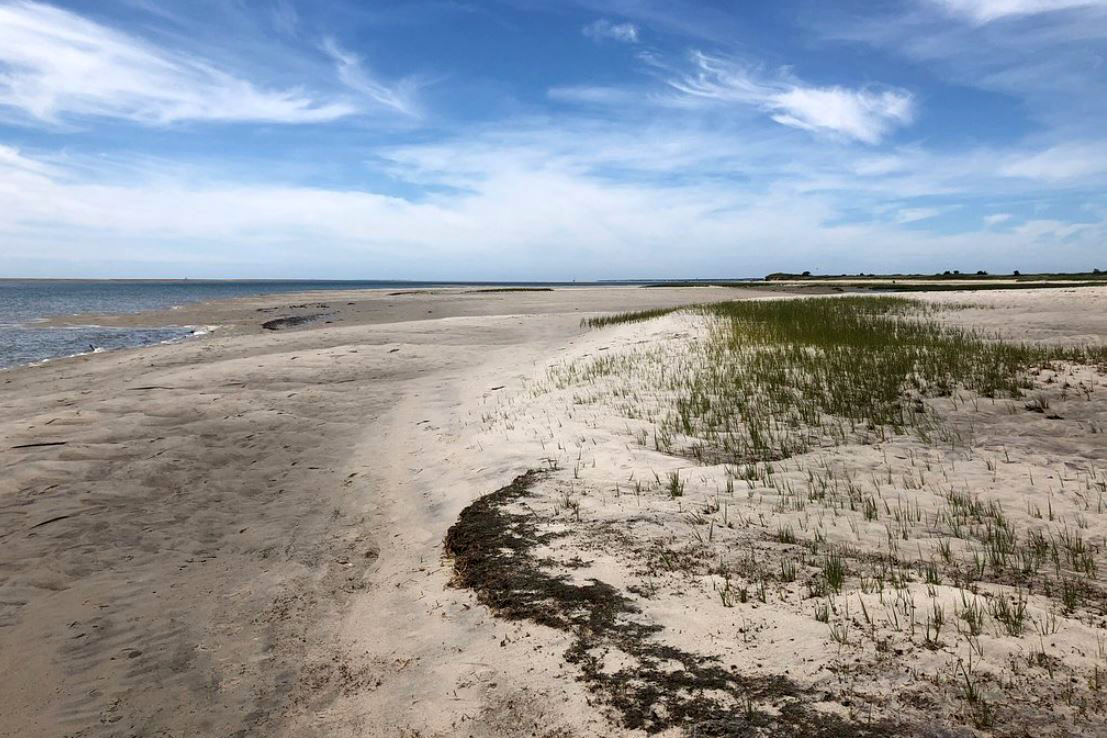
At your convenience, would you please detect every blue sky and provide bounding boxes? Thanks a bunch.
[1,0,1106,279]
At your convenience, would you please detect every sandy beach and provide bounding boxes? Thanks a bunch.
[2,285,1106,738]
[0,286,753,737]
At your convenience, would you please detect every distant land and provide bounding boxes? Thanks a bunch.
[763,269,1107,281]
[638,269,1107,292]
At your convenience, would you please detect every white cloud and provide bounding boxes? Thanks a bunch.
[895,207,943,223]
[0,0,359,125]
[1000,142,1107,180]
[582,19,640,43]
[547,85,640,106]
[927,0,1103,23]
[851,155,910,176]
[321,38,421,117]
[984,212,1013,225]
[828,0,1107,136]
[0,143,59,176]
[1010,217,1095,241]
[770,87,914,144]
[668,52,915,144]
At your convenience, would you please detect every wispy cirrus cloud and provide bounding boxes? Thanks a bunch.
[321,38,423,117]
[582,18,639,43]
[927,0,1104,23]
[0,143,60,176]
[546,84,643,107]
[667,52,915,144]
[824,0,1107,136]
[0,0,393,126]
[894,207,944,223]
[999,142,1107,180]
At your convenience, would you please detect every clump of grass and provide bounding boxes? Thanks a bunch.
[780,559,798,582]
[667,470,685,498]
[1056,576,1086,614]
[988,591,1028,636]
[584,306,683,329]
[823,553,846,593]
[957,595,987,636]
[958,658,995,728]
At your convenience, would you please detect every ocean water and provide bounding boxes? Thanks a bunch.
[0,279,577,370]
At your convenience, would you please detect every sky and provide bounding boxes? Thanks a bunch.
[1,0,1106,279]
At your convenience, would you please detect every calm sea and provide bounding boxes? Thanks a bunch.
[0,279,602,370]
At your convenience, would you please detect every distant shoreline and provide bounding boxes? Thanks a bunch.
[5,273,1103,370]
[0,277,646,285]
[4,268,1106,286]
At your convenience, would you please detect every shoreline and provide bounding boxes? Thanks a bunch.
[0,284,675,371]
[0,324,220,373]
[7,278,1104,372]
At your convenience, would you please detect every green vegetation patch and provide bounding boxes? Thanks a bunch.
[584,305,684,328]
[587,296,1107,463]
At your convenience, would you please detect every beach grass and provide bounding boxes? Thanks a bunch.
[582,296,1107,464]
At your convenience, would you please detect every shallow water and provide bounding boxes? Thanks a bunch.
[0,279,636,369]
[0,280,428,368]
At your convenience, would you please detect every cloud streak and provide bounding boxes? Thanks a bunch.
[927,0,1104,23]
[321,38,422,117]
[582,18,639,43]
[0,0,360,125]
[999,142,1107,180]
[827,0,1107,136]
[667,52,915,144]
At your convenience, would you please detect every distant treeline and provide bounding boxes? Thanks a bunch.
[764,269,1107,281]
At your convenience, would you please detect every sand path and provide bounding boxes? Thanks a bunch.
[282,315,600,737]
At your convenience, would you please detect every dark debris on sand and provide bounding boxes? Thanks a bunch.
[444,471,908,738]
[261,313,330,331]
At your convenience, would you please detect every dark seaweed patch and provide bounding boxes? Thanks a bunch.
[444,471,903,737]
[465,287,555,293]
[261,314,328,331]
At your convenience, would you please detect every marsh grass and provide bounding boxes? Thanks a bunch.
[584,306,683,329]
[560,298,1107,622]
[586,297,1106,464]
